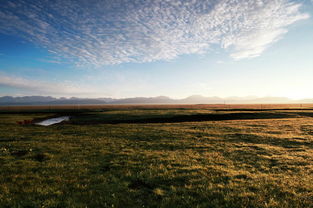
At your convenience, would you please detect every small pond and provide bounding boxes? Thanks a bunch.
[35,116,70,126]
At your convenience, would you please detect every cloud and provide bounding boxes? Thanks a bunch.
[0,0,309,67]
[0,73,93,95]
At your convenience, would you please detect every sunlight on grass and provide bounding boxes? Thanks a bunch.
[1,108,313,207]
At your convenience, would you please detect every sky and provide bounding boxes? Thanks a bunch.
[0,0,312,99]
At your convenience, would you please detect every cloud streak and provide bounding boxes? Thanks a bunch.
[0,73,93,95]
[0,0,309,67]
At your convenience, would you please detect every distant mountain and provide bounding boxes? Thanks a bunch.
[180,95,223,104]
[0,96,106,105]
[110,96,174,104]
[0,95,312,105]
[0,96,56,104]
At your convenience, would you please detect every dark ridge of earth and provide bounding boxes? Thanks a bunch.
[72,112,298,125]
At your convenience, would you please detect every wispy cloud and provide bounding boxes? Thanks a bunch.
[37,58,64,64]
[0,73,93,95]
[0,0,309,67]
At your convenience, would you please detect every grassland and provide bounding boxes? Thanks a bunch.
[1,106,313,207]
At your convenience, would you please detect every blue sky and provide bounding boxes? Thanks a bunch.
[0,0,312,99]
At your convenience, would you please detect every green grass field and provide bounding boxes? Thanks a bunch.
[1,107,313,207]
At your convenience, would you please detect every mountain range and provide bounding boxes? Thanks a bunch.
[0,95,312,105]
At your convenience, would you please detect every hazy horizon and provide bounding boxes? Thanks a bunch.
[2,94,313,106]
[1,0,313,99]
[0,94,312,100]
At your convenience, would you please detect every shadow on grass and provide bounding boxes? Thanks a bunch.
[0,137,31,143]
[72,112,297,125]
[224,133,312,149]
